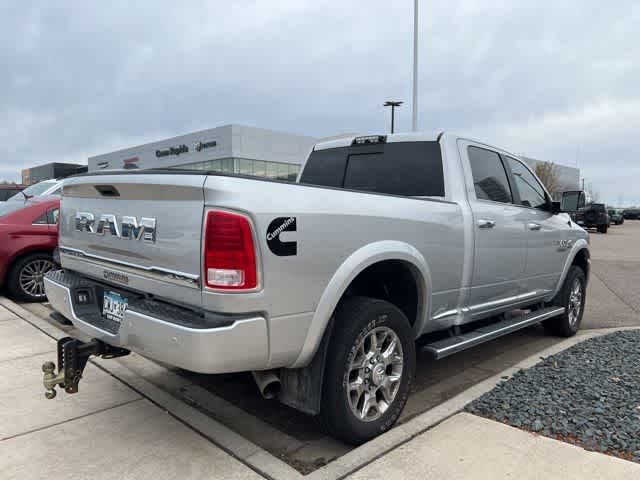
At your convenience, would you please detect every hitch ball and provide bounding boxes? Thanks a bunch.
[42,361,65,400]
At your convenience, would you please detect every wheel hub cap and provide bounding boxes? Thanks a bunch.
[371,363,386,386]
[568,278,583,326]
[19,259,54,298]
[346,326,404,422]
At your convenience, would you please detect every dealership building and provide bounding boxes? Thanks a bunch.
[88,124,317,181]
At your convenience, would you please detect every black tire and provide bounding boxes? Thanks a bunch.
[598,224,608,234]
[319,296,415,445]
[543,266,586,337]
[6,252,55,302]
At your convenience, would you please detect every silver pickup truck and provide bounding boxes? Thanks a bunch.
[42,131,589,444]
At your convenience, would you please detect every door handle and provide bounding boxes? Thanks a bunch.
[478,219,496,229]
[527,223,542,231]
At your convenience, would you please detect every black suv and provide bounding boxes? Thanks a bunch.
[573,203,610,233]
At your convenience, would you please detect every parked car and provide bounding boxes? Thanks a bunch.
[572,202,610,233]
[7,179,63,201]
[608,209,624,225]
[0,196,59,301]
[42,132,590,444]
[623,208,640,220]
[0,184,26,201]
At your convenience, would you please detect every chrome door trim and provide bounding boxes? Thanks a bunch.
[463,290,548,313]
[431,308,459,321]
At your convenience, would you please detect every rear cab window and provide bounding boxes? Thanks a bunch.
[300,140,445,197]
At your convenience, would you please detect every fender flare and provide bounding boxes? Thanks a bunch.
[290,240,432,368]
[549,239,590,299]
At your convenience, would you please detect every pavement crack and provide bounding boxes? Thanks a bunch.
[592,270,640,314]
[0,398,143,442]
[0,350,56,365]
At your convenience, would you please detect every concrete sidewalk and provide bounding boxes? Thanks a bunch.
[349,413,640,480]
[0,305,261,480]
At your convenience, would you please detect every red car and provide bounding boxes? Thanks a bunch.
[0,196,59,301]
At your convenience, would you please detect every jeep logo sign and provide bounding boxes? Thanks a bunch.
[75,212,157,243]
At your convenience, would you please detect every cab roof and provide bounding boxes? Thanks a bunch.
[313,130,444,151]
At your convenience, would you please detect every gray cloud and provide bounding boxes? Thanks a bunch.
[1,0,639,204]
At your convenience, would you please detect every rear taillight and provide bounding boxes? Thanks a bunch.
[204,210,258,290]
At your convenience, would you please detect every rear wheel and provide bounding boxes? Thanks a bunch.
[7,253,55,302]
[597,224,608,234]
[543,266,586,337]
[320,297,415,445]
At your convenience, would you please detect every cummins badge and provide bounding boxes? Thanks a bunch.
[266,217,297,256]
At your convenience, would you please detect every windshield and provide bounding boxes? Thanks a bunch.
[7,181,56,201]
[0,200,29,218]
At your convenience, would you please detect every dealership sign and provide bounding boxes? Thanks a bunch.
[155,144,189,158]
[195,140,217,152]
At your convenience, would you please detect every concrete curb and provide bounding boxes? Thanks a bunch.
[308,325,640,480]
[4,296,637,479]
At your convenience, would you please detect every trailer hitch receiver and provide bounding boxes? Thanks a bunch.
[42,337,129,399]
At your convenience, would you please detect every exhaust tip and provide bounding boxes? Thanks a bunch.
[252,370,281,399]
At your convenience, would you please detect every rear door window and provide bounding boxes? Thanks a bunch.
[467,146,513,204]
[300,141,445,197]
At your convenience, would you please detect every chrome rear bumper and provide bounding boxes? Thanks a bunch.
[43,271,269,374]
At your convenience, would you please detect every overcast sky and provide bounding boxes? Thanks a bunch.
[2,1,638,205]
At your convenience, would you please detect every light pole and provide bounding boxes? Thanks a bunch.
[412,0,418,131]
[384,100,403,133]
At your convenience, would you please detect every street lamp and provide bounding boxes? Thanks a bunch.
[384,100,403,133]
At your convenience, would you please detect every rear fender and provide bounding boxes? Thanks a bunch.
[290,240,431,368]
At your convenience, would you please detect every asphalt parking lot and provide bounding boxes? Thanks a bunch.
[7,220,640,476]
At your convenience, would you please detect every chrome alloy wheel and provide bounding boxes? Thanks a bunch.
[568,277,583,326]
[19,259,54,298]
[346,326,404,422]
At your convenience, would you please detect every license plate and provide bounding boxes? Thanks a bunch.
[103,291,128,323]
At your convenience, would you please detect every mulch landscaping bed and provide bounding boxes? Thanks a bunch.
[466,330,640,463]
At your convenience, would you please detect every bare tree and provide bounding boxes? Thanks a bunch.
[534,161,561,197]
[585,182,600,203]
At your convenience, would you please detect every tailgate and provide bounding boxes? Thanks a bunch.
[58,172,206,308]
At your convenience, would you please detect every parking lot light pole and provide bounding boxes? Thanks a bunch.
[412,0,418,131]
[384,100,403,133]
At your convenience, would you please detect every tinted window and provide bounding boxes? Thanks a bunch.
[343,142,444,196]
[505,157,547,209]
[468,146,512,203]
[299,147,348,188]
[301,141,445,196]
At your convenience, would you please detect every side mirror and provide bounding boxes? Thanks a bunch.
[560,190,585,213]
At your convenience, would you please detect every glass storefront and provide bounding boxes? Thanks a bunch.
[171,157,299,181]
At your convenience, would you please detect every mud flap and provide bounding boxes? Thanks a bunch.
[42,337,129,399]
[278,317,334,415]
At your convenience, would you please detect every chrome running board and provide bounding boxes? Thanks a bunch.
[422,306,565,360]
